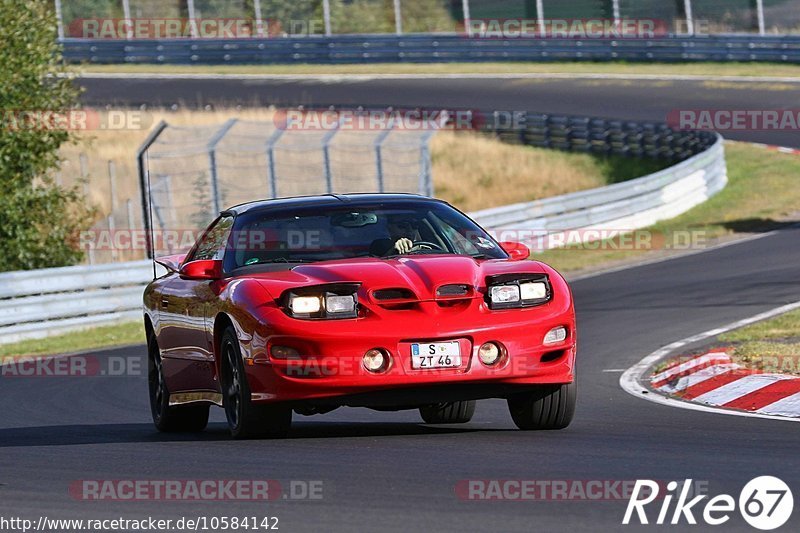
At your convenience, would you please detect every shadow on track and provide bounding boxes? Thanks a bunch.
[0,422,504,447]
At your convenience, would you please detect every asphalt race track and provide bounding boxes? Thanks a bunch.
[0,75,797,531]
[79,75,800,147]
[2,227,799,531]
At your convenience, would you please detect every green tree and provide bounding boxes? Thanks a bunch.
[0,0,93,271]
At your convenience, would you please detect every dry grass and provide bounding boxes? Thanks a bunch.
[61,108,659,219]
[434,131,616,211]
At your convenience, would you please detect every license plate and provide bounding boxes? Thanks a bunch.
[411,341,461,369]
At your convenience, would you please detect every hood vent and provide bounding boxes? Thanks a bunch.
[436,284,471,298]
[373,288,417,301]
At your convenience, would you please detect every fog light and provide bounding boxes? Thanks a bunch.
[363,348,389,373]
[271,345,300,359]
[478,342,502,366]
[544,326,567,346]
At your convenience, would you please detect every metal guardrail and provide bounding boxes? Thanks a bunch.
[0,113,726,345]
[62,34,800,64]
[471,134,726,243]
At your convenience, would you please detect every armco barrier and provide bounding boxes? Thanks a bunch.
[0,121,726,345]
[61,34,800,64]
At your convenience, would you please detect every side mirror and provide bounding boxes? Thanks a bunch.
[499,241,530,261]
[179,259,223,280]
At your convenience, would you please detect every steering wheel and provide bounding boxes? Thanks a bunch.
[409,240,446,252]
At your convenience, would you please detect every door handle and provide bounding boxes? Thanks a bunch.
[160,297,170,309]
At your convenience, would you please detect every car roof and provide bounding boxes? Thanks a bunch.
[222,193,446,216]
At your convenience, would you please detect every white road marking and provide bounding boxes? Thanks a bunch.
[691,374,793,405]
[620,300,800,423]
[76,72,800,84]
[758,392,800,417]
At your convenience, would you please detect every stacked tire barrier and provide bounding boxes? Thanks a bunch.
[62,34,800,65]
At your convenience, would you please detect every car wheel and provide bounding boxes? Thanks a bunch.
[507,381,576,430]
[419,401,476,424]
[148,334,209,432]
[220,328,292,439]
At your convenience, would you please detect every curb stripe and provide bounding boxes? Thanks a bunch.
[661,363,741,394]
[757,392,800,417]
[692,374,791,405]
[651,352,731,388]
[723,379,800,411]
[677,367,752,399]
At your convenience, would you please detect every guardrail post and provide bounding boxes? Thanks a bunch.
[265,128,285,198]
[461,0,471,33]
[374,128,392,193]
[612,0,621,27]
[207,119,238,215]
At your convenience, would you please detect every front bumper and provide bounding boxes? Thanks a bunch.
[242,300,576,405]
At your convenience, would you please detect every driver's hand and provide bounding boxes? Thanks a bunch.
[393,238,413,254]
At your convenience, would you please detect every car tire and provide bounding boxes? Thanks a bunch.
[148,334,209,432]
[220,328,292,439]
[507,381,576,430]
[419,401,476,424]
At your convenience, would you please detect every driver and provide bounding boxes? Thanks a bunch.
[370,214,421,256]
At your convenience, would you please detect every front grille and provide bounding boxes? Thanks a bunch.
[436,284,471,297]
[373,288,416,301]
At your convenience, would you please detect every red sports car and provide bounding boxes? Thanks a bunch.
[144,194,576,438]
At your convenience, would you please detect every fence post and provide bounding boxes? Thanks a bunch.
[265,128,285,199]
[121,0,132,39]
[107,160,117,211]
[683,0,694,35]
[323,0,332,36]
[393,0,403,35]
[186,0,198,38]
[207,119,238,215]
[253,0,263,37]
[418,130,436,197]
[611,0,621,27]
[536,0,545,37]
[136,120,168,263]
[321,121,341,194]
[461,0,471,33]
[108,214,118,262]
[79,153,89,197]
[374,128,392,193]
[54,0,65,39]
[755,0,765,35]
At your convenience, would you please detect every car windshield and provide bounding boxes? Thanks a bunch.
[223,200,507,271]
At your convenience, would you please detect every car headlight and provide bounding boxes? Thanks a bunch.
[283,283,360,319]
[486,275,551,309]
[490,285,520,305]
[290,295,322,315]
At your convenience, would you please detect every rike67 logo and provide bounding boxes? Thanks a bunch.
[623,477,793,530]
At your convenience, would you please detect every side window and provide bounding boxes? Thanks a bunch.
[191,216,234,261]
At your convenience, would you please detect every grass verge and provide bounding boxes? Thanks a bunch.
[718,309,800,375]
[0,321,144,359]
[537,142,800,273]
[80,61,800,79]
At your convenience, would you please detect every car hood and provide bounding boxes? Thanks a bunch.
[250,255,547,301]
